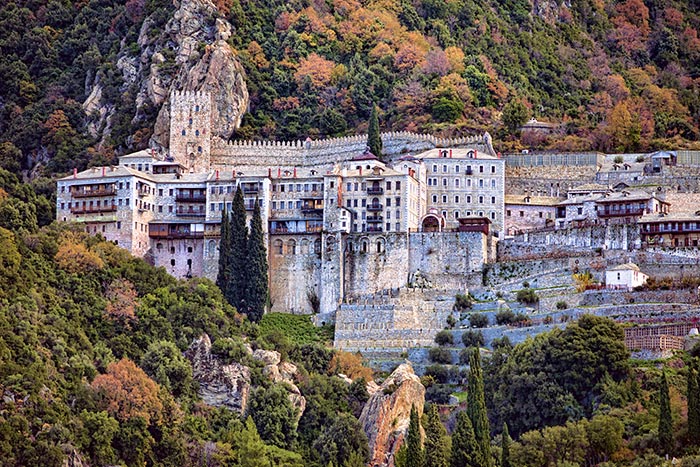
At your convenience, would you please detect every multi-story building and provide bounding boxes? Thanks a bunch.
[504,195,562,235]
[57,90,500,319]
[639,211,700,247]
[419,148,506,237]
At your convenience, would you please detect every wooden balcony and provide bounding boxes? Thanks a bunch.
[367,187,384,195]
[71,187,115,198]
[70,204,117,214]
[598,207,646,218]
[366,216,383,223]
[366,226,383,232]
[175,193,207,203]
[367,204,383,212]
[175,208,206,217]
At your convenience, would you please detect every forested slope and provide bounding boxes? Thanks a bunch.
[1,0,700,184]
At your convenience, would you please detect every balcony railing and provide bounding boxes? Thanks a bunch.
[70,204,117,214]
[598,207,646,217]
[301,207,323,215]
[642,224,700,234]
[175,193,207,202]
[366,226,383,232]
[175,208,206,217]
[242,186,259,194]
[367,204,383,212]
[366,216,383,223]
[149,231,204,239]
[72,188,115,198]
[367,187,384,195]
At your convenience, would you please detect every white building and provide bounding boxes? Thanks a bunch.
[605,263,648,290]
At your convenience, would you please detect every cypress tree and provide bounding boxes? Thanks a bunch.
[467,350,492,467]
[500,423,511,467]
[689,359,700,445]
[228,186,248,311]
[216,208,230,297]
[405,404,424,467]
[659,370,673,455]
[450,411,483,467]
[367,104,383,160]
[244,199,268,323]
[424,405,449,467]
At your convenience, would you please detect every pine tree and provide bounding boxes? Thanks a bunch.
[467,350,492,467]
[367,104,383,160]
[216,208,230,297]
[228,186,248,311]
[424,405,449,467]
[500,423,511,467]
[244,198,268,322]
[405,404,424,467]
[450,411,483,467]
[689,359,700,445]
[659,370,673,456]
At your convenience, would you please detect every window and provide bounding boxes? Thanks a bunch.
[330,181,334,188]
[346,199,351,208]
[454,211,459,219]
[386,223,391,231]
[443,165,447,173]
[539,212,543,218]
[455,179,460,187]
[188,247,193,253]
[432,195,437,203]
[467,196,472,203]
[442,195,447,203]
[396,209,400,219]
[491,196,496,204]
[442,178,447,186]
[455,196,460,203]
[386,211,391,219]
[169,189,173,196]
[395,197,400,206]
[491,212,495,220]
[519,211,524,217]
[181,130,186,136]
[455,165,460,173]
[171,259,175,266]
[432,164,437,172]
[117,221,121,229]
[195,130,200,136]
[353,199,358,207]
[159,205,164,213]
[274,239,283,254]
[160,189,164,196]
[386,181,392,190]
[479,196,484,203]
[467,179,472,187]
[287,240,296,255]
[362,199,366,207]
[577,207,583,215]
[491,165,496,173]
[170,247,175,254]
[479,165,484,173]
[395,222,400,231]
[491,180,496,188]
[507,210,511,216]
[168,206,173,213]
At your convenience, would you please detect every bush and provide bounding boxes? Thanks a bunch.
[468,313,489,328]
[495,309,516,325]
[446,315,456,328]
[425,364,449,383]
[516,288,539,305]
[459,348,472,365]
[636,155,645,162]
[461,330,484,348]
[492,336,512,350]
[454,293,473,311]
[429,347,452,364]
[614,155,624,163]
[425,384,453,404]
[434,330,454,346]
[556,300,568,310]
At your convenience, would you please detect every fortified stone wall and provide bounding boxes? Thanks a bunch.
[504,166,600,196]
[211,132,494,174]
[510,223,640,251]
[504,151,604,167]
[344,233,410,298]
[408,232,489,281]
[269,234,322,314]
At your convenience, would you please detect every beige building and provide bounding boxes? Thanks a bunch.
[504,195,562,235]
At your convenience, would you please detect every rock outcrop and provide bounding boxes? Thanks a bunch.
[150,0,248,148]
[359,362,425,467]
[252,349,306,419]
[185,334,251,414]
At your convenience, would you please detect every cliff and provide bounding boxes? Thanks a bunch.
[358,362,426,467]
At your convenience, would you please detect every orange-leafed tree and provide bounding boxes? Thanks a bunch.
[92,359,163,425]
[105,278,138,322]
[55,240,105,274]
[294,53,337,89]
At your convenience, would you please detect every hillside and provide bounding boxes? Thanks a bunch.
[1,0,700,182]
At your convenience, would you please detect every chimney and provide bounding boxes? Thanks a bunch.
[449,149,452,158]
[215,169,219,180]
[359,167,362,176]
[102,167,105,177]
[293,167,297,178]
[278,168,281,178]
[268,168,272,178]
[73,168,77,178]
[232,170,236,178]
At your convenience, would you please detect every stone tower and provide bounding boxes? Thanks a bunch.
[168,90,213,173]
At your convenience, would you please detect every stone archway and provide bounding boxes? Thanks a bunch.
[421,214,443,232]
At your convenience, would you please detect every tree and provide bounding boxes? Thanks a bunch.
[468,313,488,328]
[79,410,119,466]
[248,384,298,449]
[368,104,383,159]
[235,417,270,467]
[314,413,369,467]
[405,404,424,467]
[227,186,248,311]
[450,411,483,467]
[658,370,673,455]
[435,330,454,346]
[424,405,449,467]
[462,330,484,349]
[501,423,511,467]
[216,208,230,297]
[244,199,268,322]
[91,359,163,425]
[140,340,194,398]
[501,100,529,135]
[688,359,700,445]
[467,350,492,467]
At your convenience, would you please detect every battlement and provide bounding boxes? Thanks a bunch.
[170,90,212,100]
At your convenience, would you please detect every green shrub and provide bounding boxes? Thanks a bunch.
[636,155,645,162]
[468,313,489,328]
[614,155,624,163]
[516,288,539,305]
[425,364,449,383]
[454,293,473,311]
[556,300,568,310]
[461,330,484,348]
[434,330,454,346]
[429,347,452,364]
[259,313,325,345]
[495,309,516,325]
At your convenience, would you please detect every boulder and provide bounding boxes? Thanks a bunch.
[359,362,425,467]
[184,334,251,414]
[253,349,281,366]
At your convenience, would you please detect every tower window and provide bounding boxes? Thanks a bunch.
[195,105,200,112]
[182,129,186,136]
[195,130,200,136]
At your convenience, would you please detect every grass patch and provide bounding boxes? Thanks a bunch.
[451,391,468,403]
[259,312,334,345]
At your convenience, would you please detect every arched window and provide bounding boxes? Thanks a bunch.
[314,239,322,254]
[274,239,283,255]
[300,238,310,254]
[181,129,186,136]
[287,239,297,255]
[376,238,386,253]
[208,240,216,257]
[361,240,368,253]
[195,130,200,136]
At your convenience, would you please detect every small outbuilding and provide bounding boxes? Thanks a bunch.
[605,263,648,291]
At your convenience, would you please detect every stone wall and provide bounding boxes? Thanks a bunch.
[344,233,411,298]
[504,166,600,196]
[269,234,322,314]
[211,132,494,175]
[509,223,640,251]
[504,151,604,167]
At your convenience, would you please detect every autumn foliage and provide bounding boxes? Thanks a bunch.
[55,240,105,274]
[91,359,163,424]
